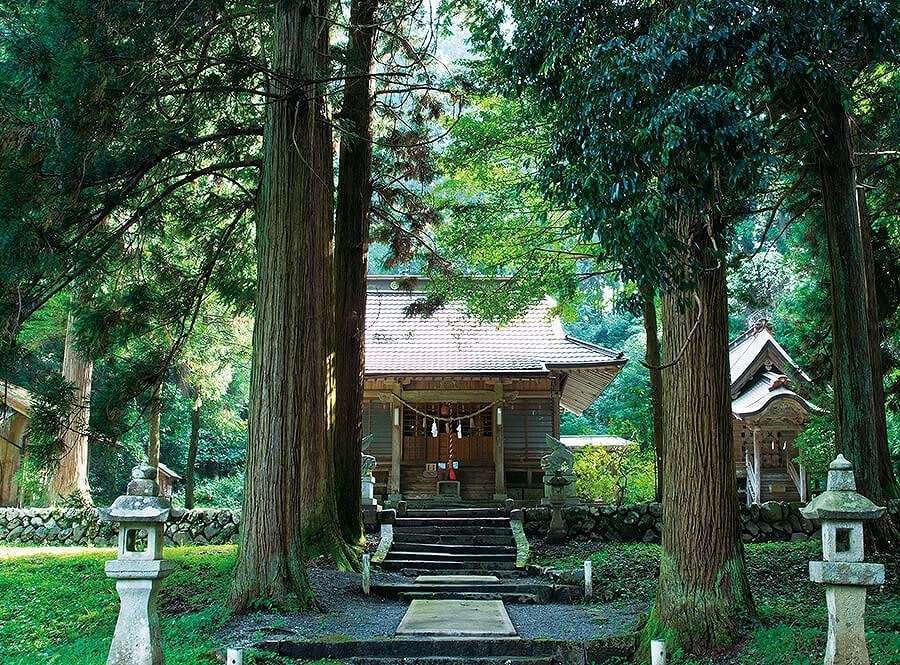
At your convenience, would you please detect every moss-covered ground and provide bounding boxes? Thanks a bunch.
[1,541,897,664]
[536,539,900,664]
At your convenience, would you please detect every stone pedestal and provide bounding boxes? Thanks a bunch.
[824,585,870,665]
[361,474,377,506]
[105,561,174,665]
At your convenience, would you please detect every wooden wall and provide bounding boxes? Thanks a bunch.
[362,375,561,501]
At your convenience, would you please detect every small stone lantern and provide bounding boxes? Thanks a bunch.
[546,469,571,543]
[801,454,885,665]
[100,463,174,665]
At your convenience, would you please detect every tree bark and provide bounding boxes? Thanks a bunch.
[297,3,355,569]
[647,215,753,653]
[148,382,161,485]
[333,0,379,547]
[641,285,665,504]
[184,385,201,510]
[817,93,899,551]
[50,313,93,505]
[857,188,900,503]
[230,0,326,610]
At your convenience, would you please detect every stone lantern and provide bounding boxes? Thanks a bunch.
[546,469,571,543]
[100,463,174,665]
[800,454,885,665]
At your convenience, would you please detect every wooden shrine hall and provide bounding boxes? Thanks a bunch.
[362,276,627,502]
[730,320,817,504]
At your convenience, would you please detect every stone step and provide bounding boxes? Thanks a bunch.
[385,551,517,562]
[258,637,568,663]
[346,656,555,664]
[373,582,554,602]
[404,508,508,518]
[393,526,513,537]
[397,591,543,604]
[394,568,529,578]
[394,542,516,555]
[380,560,519,572]
[394,517,511,528]
[393,533,515,547]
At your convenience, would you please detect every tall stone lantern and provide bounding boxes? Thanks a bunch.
[100,463,174,665]
[801,454,885,665]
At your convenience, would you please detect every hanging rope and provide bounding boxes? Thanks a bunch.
[378,391,518,422]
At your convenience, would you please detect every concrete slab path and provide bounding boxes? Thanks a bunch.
[395,599,517,637]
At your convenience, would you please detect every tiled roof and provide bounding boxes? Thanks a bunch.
[732,371,817,418]
[728,322,816,420]
[365,284,625,376]
[729,321,811,389]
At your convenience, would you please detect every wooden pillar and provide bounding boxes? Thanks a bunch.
[799,463,808,503]
[493,382,506,500]
[389,386,403,500]
[752,426,762,504]
[551,383,561,438]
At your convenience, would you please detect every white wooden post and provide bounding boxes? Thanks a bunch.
[650,639,667,665]
[583,559,592,599]
[799,463,808,503]
[752,427,762,504]
[226,649,243,665]
[362,553,371,595]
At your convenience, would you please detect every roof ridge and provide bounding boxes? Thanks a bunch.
[728,319,773,350]
[563,334,625,359]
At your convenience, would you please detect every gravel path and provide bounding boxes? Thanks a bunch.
[217,567,411,647]
[218,566,644,647]
[506,600,646,641]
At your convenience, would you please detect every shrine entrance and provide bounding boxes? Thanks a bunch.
[400,402,496,501]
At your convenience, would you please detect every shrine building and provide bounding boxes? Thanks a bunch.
[362,277,816,506]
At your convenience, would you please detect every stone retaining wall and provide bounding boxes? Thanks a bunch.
[0,507,240,547]
[523,499,900,544]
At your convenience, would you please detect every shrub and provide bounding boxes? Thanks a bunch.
[572,445,655,505]
[187,473,244,509]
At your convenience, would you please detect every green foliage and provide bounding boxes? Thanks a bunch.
[22,373,77,474]
[793,410,837,490]
[186,474,244,510]
[572,446,655,505]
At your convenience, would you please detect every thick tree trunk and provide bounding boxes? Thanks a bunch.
[817,94,899,551]
[184,386,201,509]
[647,216,753,653]
[297,5,355,569]
[858,188,900,502]
[148,382,161,484]
[230,0,326,610]
[641,285,665,504]
[333,0,378,547]
[50,313,93,505]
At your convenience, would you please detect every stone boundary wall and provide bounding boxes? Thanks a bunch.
[523,499,900,544]
[0,507,240,547]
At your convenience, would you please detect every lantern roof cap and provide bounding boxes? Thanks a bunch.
[100,464,171,523]
[800,455,885,522]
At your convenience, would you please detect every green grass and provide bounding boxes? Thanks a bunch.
[2,542,898,664]
[538,540,900,664]
[0,546,237,665]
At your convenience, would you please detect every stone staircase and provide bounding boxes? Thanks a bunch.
[380,508,520,576]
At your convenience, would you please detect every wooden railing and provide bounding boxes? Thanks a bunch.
[786,459,808,503]
[744,450,760,506]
